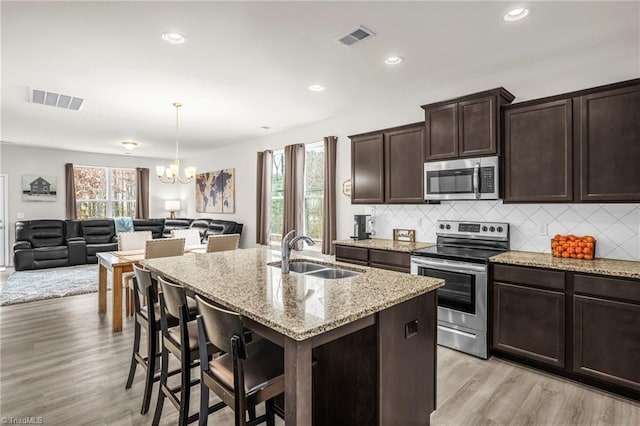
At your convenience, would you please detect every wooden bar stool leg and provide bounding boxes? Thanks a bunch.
[125,319,142,389]
[152,344,169,426]
[141,328,158,414]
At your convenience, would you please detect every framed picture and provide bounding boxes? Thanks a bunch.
[393,228,416,242]
[22,175,57,202]
[195,168,235,213]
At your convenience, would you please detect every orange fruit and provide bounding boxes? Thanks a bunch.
[562,252,570,258]
[576,253,584,259]
[585,255,593,260]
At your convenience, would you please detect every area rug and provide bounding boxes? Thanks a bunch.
[0,264,110,306]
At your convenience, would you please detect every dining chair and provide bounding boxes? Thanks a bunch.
[125,264,178,414]
[205,234,240,253]
[119,231,153,316]
[145,237,186,259]
[153,277,220,426]
[196,295,285,426]
[171,228,203,246]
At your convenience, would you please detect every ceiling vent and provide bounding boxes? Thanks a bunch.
[337,26,376,47]
[28,88,85,111]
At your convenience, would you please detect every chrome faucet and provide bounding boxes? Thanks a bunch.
[281,230,314,273]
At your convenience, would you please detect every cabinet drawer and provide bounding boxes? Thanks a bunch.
[574,274,640,303]
[335,245,368,262]
[369,249,410,269]
[493,264,565,291]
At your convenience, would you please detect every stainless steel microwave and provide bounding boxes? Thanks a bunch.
[424,156,500,201]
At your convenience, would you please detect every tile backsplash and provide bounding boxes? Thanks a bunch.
[369,202,640,261]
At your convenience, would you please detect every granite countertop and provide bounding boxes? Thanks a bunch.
[333,238,435,253]
[490,250,640,280]
[142,247,443,341]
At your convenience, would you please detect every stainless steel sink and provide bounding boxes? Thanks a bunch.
[282,262,328,273]
[268,261,363,279]
[306,268,361,279]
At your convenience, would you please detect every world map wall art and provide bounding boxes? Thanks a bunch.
[195,168,235,213]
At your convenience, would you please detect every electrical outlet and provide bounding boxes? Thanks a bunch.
[538,223,548,236]
[17,213,24,219]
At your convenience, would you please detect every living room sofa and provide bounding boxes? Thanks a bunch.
[13,217,244,271]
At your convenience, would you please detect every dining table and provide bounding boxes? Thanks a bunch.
[97,244,207,333]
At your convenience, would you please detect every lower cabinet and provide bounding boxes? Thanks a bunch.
[335,244,410,273]
[573,274,640,392]
[492,264,640,399]
[493,282,565,367]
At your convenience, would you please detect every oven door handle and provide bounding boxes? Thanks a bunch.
[411,257,487,274]
[473,162,480,199]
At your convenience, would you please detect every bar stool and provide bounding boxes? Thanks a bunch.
[125,264,177,414]
[153,277,220,426]
[196,295,285,426]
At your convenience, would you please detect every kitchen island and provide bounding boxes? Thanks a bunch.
[142,247,444,425]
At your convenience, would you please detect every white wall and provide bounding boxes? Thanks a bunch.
[0,144,181,260]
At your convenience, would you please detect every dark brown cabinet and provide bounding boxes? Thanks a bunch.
[503,78,640,203]
[491,263,640,399]
[385,126,425,203]
[504,99,573,202]
[350,122,424,205]
[351,133,384,204]
[573,274,640,392]
[492,265,566,367]
[335,244,411,273]
[422,88,514,161]
[578,84,640,201]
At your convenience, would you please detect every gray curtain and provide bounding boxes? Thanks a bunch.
[322,136,338,254]
[283,144,305,250]
[64,163,77,220]
[256,150,273,245]
[135,168,149,219]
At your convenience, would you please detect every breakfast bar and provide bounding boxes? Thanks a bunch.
[142,247,444,425]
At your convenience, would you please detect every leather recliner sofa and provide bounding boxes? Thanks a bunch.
[13,217,244,271]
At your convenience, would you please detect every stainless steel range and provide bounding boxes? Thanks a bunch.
[411,220,509,359]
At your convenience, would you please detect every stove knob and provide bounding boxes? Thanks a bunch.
[446,224,451,230]
[482,226,488,232]
[489,226,496,232]
[439,224,445,230]
[497,226,504,233]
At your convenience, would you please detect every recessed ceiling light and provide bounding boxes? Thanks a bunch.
[385,56,404,65]
[121,141,138,150]
[161,32,186,44]
[261,126,271,130]
[308,84,326,92]
[503,7,529,22]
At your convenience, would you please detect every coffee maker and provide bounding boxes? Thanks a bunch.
[351,214,372,240]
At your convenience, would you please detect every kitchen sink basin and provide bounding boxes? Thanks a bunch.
[285,262,329,273]
[306,268,361,279]
[268,261,363,279]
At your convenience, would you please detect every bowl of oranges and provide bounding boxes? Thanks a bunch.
[551,234,595,260]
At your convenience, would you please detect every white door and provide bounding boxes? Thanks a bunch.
[0,175,6,268]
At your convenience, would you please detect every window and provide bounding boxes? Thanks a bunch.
[270,150,285,244]
[74,166,137,219]
[303,142,324,243]
[269,143,324,246]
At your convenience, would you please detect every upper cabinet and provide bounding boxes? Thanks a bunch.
[578,84,640,201]
[350,123,425,204]
[422,88,515,161]
[504,78,640,203]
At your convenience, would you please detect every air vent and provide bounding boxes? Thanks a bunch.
[337,26,376,47]
[28,88,85,111]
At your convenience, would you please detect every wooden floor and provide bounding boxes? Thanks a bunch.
[1,288,639,425]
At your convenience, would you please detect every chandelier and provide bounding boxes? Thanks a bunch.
[156,102,196,184]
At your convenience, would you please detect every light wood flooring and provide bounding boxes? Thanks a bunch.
[1,288,639,425]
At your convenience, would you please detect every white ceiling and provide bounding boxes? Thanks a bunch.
[1,1,639,158]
